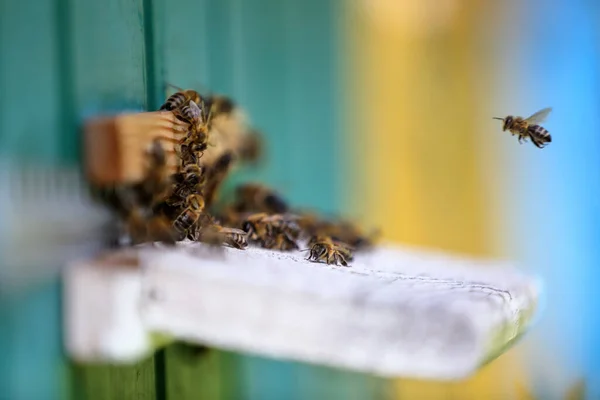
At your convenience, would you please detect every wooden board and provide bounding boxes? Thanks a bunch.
[64,242,541,381]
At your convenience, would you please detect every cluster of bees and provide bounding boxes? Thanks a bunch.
[98,86,377,267]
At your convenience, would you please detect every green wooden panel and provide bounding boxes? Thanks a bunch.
[163,344,238,400]
[71,358,157,400]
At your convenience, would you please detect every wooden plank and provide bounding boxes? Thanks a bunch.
[64,244,541,380]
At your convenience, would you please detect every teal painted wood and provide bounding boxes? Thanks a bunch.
[69,0,148,115]
[0,0,73,399]
[0,281,67,400]
[1,0,158,398]
[0,0,63,164]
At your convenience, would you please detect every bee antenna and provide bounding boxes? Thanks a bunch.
[492,117,504,121]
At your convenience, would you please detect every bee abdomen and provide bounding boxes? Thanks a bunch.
[174,210,196,232]
[160,93,187,111]
[528,124,551,143]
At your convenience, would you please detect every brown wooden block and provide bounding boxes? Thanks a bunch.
[83,111,187,185]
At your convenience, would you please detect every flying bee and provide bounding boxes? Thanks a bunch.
[160,88,203,112]
[306,236,353,267]
[493,107,552,149]
[173,194,206,240]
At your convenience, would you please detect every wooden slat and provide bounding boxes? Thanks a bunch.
[66,0,158,398]
[71,358,157,400]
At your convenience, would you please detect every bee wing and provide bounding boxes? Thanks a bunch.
[165,82,185,93]
[188,100,203,121]
[524,107,552,124]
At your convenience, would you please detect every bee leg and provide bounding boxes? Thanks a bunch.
[338,253,349,267]
[531,137,543,149]
[149,217,178,246]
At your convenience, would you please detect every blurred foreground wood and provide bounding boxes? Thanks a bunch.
[64,242,540,382]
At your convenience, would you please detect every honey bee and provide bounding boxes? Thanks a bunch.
[126,207,178,246]
[306,236,353,267]
[266,214,302,241]
[238,129,264,164]
[241,212,270,242]
[204,95,236,118]
[270,232,299,251]
[173,194,206,240]
[241,213,299,251]
[167,164,206,208]
[202,151,236,208]
[234,183,288,214]
[136,139,174,208]
[176,100,211,149]
[116,184,178,246]
[493,107,552,149]
[216,226,248,249]
[160,88,203,112]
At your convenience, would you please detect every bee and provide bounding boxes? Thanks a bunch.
[241,213,299,251]
[176,100,211,149]
[115,184,178,246]
[204,95,236,118]
[241,212,270,242]
[238,129,264,164]
[167,164,206,208]
[234,183,288,214]
[265,214,302,241]
[160,88,203,112]
[216,226,248,249]
[269,232,299,251]
[135,139,174,208]
[126,207,178,246]
[202,151,236,208]
[493,107,552,149]
[306,236,353,267]
[173,194,206,240]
